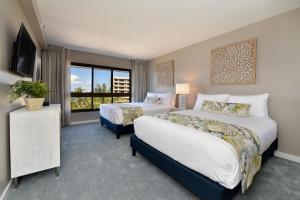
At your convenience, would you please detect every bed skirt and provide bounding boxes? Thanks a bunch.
[130,134,278,200]
[100,115,134,139]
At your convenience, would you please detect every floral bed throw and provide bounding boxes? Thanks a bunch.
[120,106,143,126]
[152,112,261,193]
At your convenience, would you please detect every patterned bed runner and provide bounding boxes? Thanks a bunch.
[152,112,261,193]
[119,106,143,126]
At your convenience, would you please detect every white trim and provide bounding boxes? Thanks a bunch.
[0,180,11,200]
[69,119,99,125]
[275,151,300,164]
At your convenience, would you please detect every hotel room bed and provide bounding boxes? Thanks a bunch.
[99,92,175,138]
[131,96,278,200]
[100,102,173,125]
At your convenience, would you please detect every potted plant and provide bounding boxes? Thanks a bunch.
[10,80,49,110]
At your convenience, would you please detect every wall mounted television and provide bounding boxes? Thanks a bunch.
[10,23,36,77]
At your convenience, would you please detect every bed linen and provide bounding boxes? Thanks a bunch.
[100,103,172,125]
[120,106,143,126]
[133,110,277,189]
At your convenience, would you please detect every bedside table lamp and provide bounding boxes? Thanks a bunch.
[176,83,190,110]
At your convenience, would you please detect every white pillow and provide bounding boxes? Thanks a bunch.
[157,92,172,105]
[193,93,229,110]
[146,92,158,98]
[227,94,269,118]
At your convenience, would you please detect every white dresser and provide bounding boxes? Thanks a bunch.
[10,104,61,187]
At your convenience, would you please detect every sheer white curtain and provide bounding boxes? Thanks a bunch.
[42,45,71,126]
[131,60,147,102]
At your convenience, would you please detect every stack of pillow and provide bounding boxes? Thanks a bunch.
[193,93,269,118]
[144,92,176,107]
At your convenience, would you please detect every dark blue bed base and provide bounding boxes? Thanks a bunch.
[100,115,134,139]
[130,135,278,200]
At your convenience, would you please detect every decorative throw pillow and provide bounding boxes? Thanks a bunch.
[193,93,229,110]
[222,103,251,117]
[201,100,225,112]
[227,94,269,117]
[200,100,251,117]
[144,97,160,104]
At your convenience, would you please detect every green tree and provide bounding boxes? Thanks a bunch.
[94,83,110,93]
[71,87,92,110]
[74,87,85,93]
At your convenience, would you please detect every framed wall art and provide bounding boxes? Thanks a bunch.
[156,60,174,88]
[210,38,257,85]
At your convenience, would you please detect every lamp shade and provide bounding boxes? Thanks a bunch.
[176,83,190,95]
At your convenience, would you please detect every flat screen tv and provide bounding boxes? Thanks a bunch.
[10,23,36,77]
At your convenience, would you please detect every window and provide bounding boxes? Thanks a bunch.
[71,67,92,93]
[70,62,131,112]
[94,69,111,93]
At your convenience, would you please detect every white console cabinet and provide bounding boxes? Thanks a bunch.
[10,104,61,187]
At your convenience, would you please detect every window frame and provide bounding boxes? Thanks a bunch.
[70,62,132,112]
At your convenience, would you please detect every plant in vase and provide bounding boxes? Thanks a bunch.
[10,80,49,110]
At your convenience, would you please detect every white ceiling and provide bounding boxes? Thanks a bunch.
[35,0,300,60]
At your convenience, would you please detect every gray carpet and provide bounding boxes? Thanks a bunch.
[4,123,300,200]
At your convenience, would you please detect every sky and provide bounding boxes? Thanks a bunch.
[70,66,129,92]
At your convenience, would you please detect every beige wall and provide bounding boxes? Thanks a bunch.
[71,50,131,69]
[0,0,41,194]
[70,50,131,122]
[147,8,300,157]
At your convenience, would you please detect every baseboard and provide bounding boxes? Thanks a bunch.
[275,151,300,163]
[69,119,99,125]
[0,180,11,200]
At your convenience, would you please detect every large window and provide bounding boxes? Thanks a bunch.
[70,62,131,112]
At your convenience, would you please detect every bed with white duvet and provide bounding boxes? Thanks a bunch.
[132,93,278,198]
[99,92,175,138]
[100,102,173,125]
[134,109,277,189]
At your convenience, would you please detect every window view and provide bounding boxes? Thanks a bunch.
[93,97,112,109]
[70,67,92,110]
[71,97,92,110]
[113,97,130,103]
[112,70,130,103]
[94,69,111,93]
[71,67,92,93]
[70,63,131,112]
[113,70,130,93]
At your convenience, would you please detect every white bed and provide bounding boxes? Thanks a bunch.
[100,102,173,125]
[134,109,277,189]
[100,92,176,125]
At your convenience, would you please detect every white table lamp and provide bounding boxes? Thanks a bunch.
[176,83,190,110]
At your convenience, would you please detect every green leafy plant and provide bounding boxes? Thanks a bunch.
[10,80,49,102]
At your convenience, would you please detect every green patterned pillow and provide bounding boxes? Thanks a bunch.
[201,100,250,117]
[201,100,225,112]
[144,97,160,104]
[222,103,251,117]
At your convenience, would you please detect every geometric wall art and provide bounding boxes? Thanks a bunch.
[210,38,257,85]
[156,60,174,88]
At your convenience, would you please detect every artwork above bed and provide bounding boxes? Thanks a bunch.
[210,38,257,85]
[156,60,174,88]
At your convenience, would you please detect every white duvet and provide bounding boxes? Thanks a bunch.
[100,102,173,125]
[134,110,277,189]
